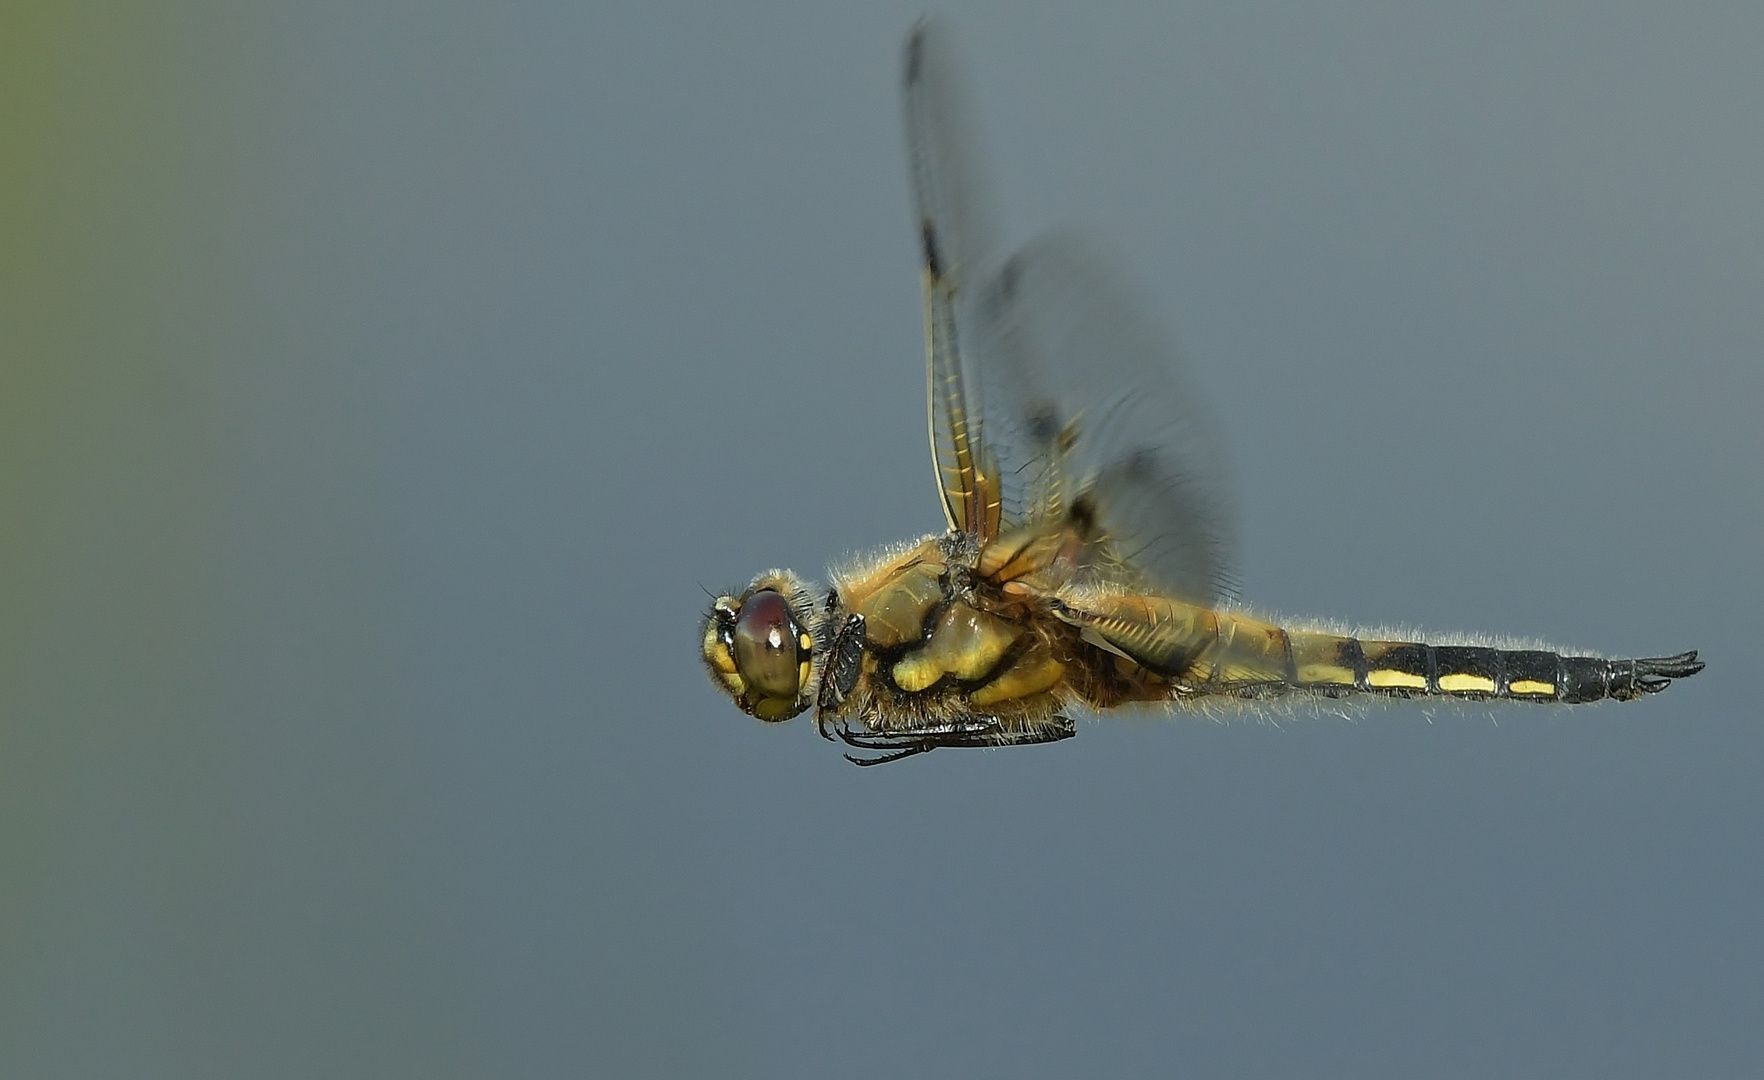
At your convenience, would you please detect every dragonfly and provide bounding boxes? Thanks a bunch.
[700,17,1703,765]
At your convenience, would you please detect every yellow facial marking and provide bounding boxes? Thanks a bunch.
[1509,679,1555,695]
[1367,669,1428,690]
[702,626,742,696]
[1297,664,1356,686]
[702,620,728,665]
[1438,674,1496,693]
[749,695,798,722]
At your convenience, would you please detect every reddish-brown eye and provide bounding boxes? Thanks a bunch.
[733,590,804,700]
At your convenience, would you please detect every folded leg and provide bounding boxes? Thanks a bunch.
[834,714,1076,766]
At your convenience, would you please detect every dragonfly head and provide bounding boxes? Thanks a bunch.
[702,570,820,722]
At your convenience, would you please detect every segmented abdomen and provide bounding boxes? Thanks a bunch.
[1052,596,1702,704]
[1285,631,1702,703]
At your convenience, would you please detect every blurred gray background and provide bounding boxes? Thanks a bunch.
[4,1,1759,1076]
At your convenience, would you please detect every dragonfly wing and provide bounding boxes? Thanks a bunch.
[968,232,1239,605]
[903,20,1234,603]
[903,17,1004,539]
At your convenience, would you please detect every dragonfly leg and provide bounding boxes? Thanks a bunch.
[844,742,941,767]
[817,613,866,714]
[833,714,1075,766]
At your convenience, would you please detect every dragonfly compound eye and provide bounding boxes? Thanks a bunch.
[732,589,810,716]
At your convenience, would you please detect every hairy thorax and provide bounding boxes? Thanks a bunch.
[825,534,1173,734]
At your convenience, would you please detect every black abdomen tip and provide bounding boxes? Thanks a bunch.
[1632,650,1705,694]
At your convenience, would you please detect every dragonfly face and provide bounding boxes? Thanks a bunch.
[701,571,820,722]
[700,18,1701,765]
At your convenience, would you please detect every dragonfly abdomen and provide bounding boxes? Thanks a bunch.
[1055,596,1702,705]
[1283,630,1703,703]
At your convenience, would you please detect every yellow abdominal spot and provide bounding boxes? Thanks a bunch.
[1367,669,1428,690]
[1438,673,1496,693]
[1509,679,1555,695]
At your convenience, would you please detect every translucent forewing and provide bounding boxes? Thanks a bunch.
[903,21,1235,602]
[902,18,1003,540]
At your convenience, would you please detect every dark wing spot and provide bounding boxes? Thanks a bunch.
[1027,404,1061,447]
[922,222,942,278]
[1068,493,1100,541]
